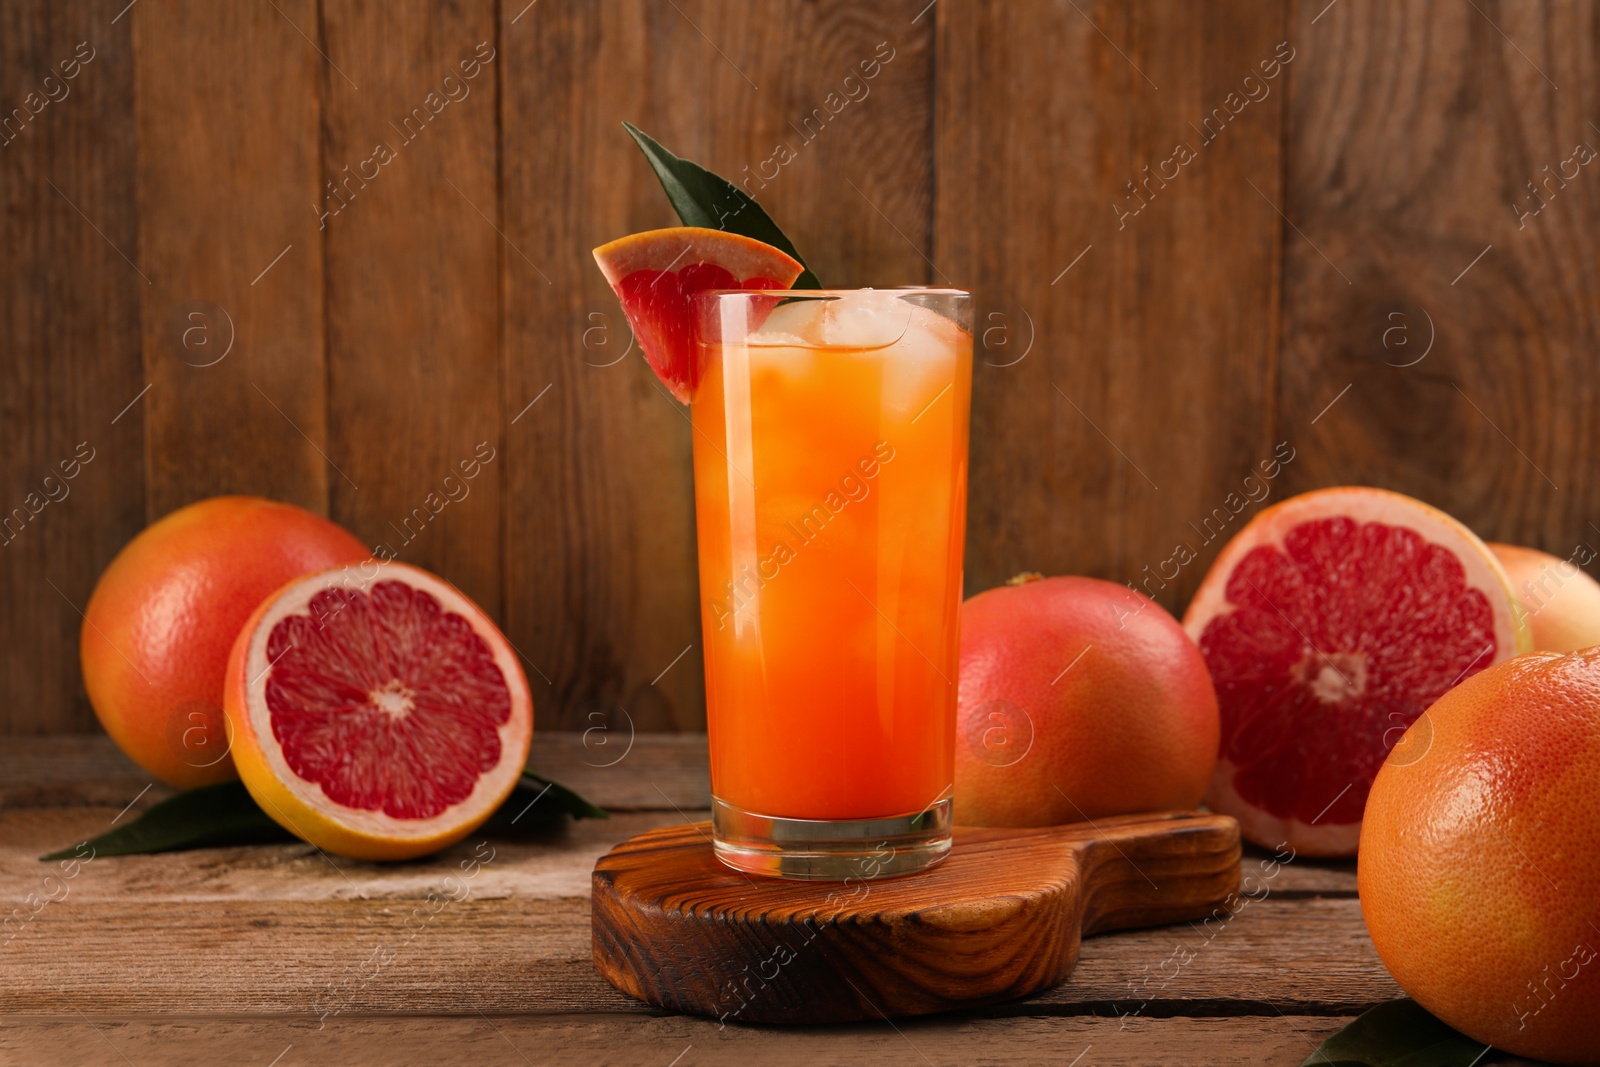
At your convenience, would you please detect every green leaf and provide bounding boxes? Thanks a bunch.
[42,773,609,859]
[479,774,608,838]
[519,773,609,821]
[1300,999,1490,1067]
[622,121,821,289]
[40,782,293,860]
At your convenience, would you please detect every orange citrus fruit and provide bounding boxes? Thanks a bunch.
[81,496,369,788]
[1183,486,1529,855]
[1491,542,1600,653]
[955,575,1219,826]
[1359,648,1600,1066]
[224,561,533,861]
[593,226,803,401]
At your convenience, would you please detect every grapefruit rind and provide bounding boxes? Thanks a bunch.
[1489,541,1600,654]
[592,226,803,402]
[592,226,802,284]
[954,576,1220,829]
[224,561,533,862]
[81,495,370,790]
[1182,486,1530,857]
[1358,648,1600,1064]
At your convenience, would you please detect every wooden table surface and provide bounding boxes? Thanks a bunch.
[0,734,1538,1066]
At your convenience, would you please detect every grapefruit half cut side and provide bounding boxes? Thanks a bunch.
[1182,486,1529,856]
[593,226,804,401]
[224,562,533,861]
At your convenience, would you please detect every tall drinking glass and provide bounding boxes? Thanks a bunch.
[690,288,973,879]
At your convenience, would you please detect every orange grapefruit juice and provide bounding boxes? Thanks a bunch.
[691,291,972,820]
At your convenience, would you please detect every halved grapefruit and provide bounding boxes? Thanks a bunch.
[593,226,803,401]
[224,561,533,861]
[1182,486,1530,856]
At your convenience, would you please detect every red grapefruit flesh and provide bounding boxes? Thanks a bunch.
[224,562,533,861]
[1182,487,1529,856]
[593,226,803,401]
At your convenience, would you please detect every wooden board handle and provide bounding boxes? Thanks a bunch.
[591,810,1242,1024]
[1061,811,1243,936]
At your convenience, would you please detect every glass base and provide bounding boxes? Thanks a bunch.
[711,796,952,881]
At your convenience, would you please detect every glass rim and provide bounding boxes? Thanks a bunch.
[693,286,969,300]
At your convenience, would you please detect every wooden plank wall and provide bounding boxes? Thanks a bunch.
[938,0,1286,600]
[1,0,1593,736]
[1,0,143,735]
[1279,0,1599,542]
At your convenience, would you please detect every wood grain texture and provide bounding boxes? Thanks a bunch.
[321,0,505,618]
[499,0,934,731]
[0,742,1392,1020]
[18,1013,1494,1067]
[0,806,691,907]
[592,813,1241,1024]
[936,0,1288,612]
[2,829,1389,1018]
[0,902,1401,1017]
[1278,0,1600,555]
[132,0,328,516]
[0,866,1388,1016]
[0,0,143,735]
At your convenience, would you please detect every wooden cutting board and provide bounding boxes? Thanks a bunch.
[591,810,1241,1024]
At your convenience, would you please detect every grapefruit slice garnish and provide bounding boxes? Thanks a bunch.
[593,226,803,402]
[224,561,533,861]
[1182,486,1530,857]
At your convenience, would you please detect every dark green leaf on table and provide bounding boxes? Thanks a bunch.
[520,772,609,820]
[1299,999,1491,1067]
[451,773,609,838]
[622,121,822,289]
[40,781,292,860]
[42,773,607,859]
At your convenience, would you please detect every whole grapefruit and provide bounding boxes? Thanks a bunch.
[1183,487,1528,856]
[1359,648,1600,1066]
[955,574,1219,827]
[1491,542,1600,654]
[224,561,533,861]
[81,496,369,788]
